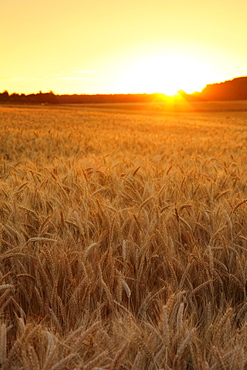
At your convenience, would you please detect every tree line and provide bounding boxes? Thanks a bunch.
[1,76,247,104]
[0,90,164,105]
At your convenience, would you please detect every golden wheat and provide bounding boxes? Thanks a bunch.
[0,105,247,368]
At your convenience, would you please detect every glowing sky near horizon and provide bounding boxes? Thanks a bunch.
[1,0,247,95]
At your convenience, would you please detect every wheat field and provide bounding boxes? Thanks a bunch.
[0,105,247,369]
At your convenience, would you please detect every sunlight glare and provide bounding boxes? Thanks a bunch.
[116,53,215,95]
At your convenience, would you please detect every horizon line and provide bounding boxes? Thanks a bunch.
[1,74,247,97]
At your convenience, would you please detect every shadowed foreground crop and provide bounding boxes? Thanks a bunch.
[0,105,247,369]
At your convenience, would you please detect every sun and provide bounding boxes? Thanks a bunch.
[115,52,215,95]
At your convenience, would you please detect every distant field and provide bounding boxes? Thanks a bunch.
[72,99,247,113]
[0,105,247,369]
[3,99,247,114]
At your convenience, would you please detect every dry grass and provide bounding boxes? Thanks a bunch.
[0,104,247,369]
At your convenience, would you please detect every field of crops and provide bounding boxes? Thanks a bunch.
[0,104,247,369]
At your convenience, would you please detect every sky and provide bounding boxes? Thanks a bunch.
[1,0,247,95]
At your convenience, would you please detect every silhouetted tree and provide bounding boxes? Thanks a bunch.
[0,90,9,102]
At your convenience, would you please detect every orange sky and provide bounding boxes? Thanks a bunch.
[1,0,247,95]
